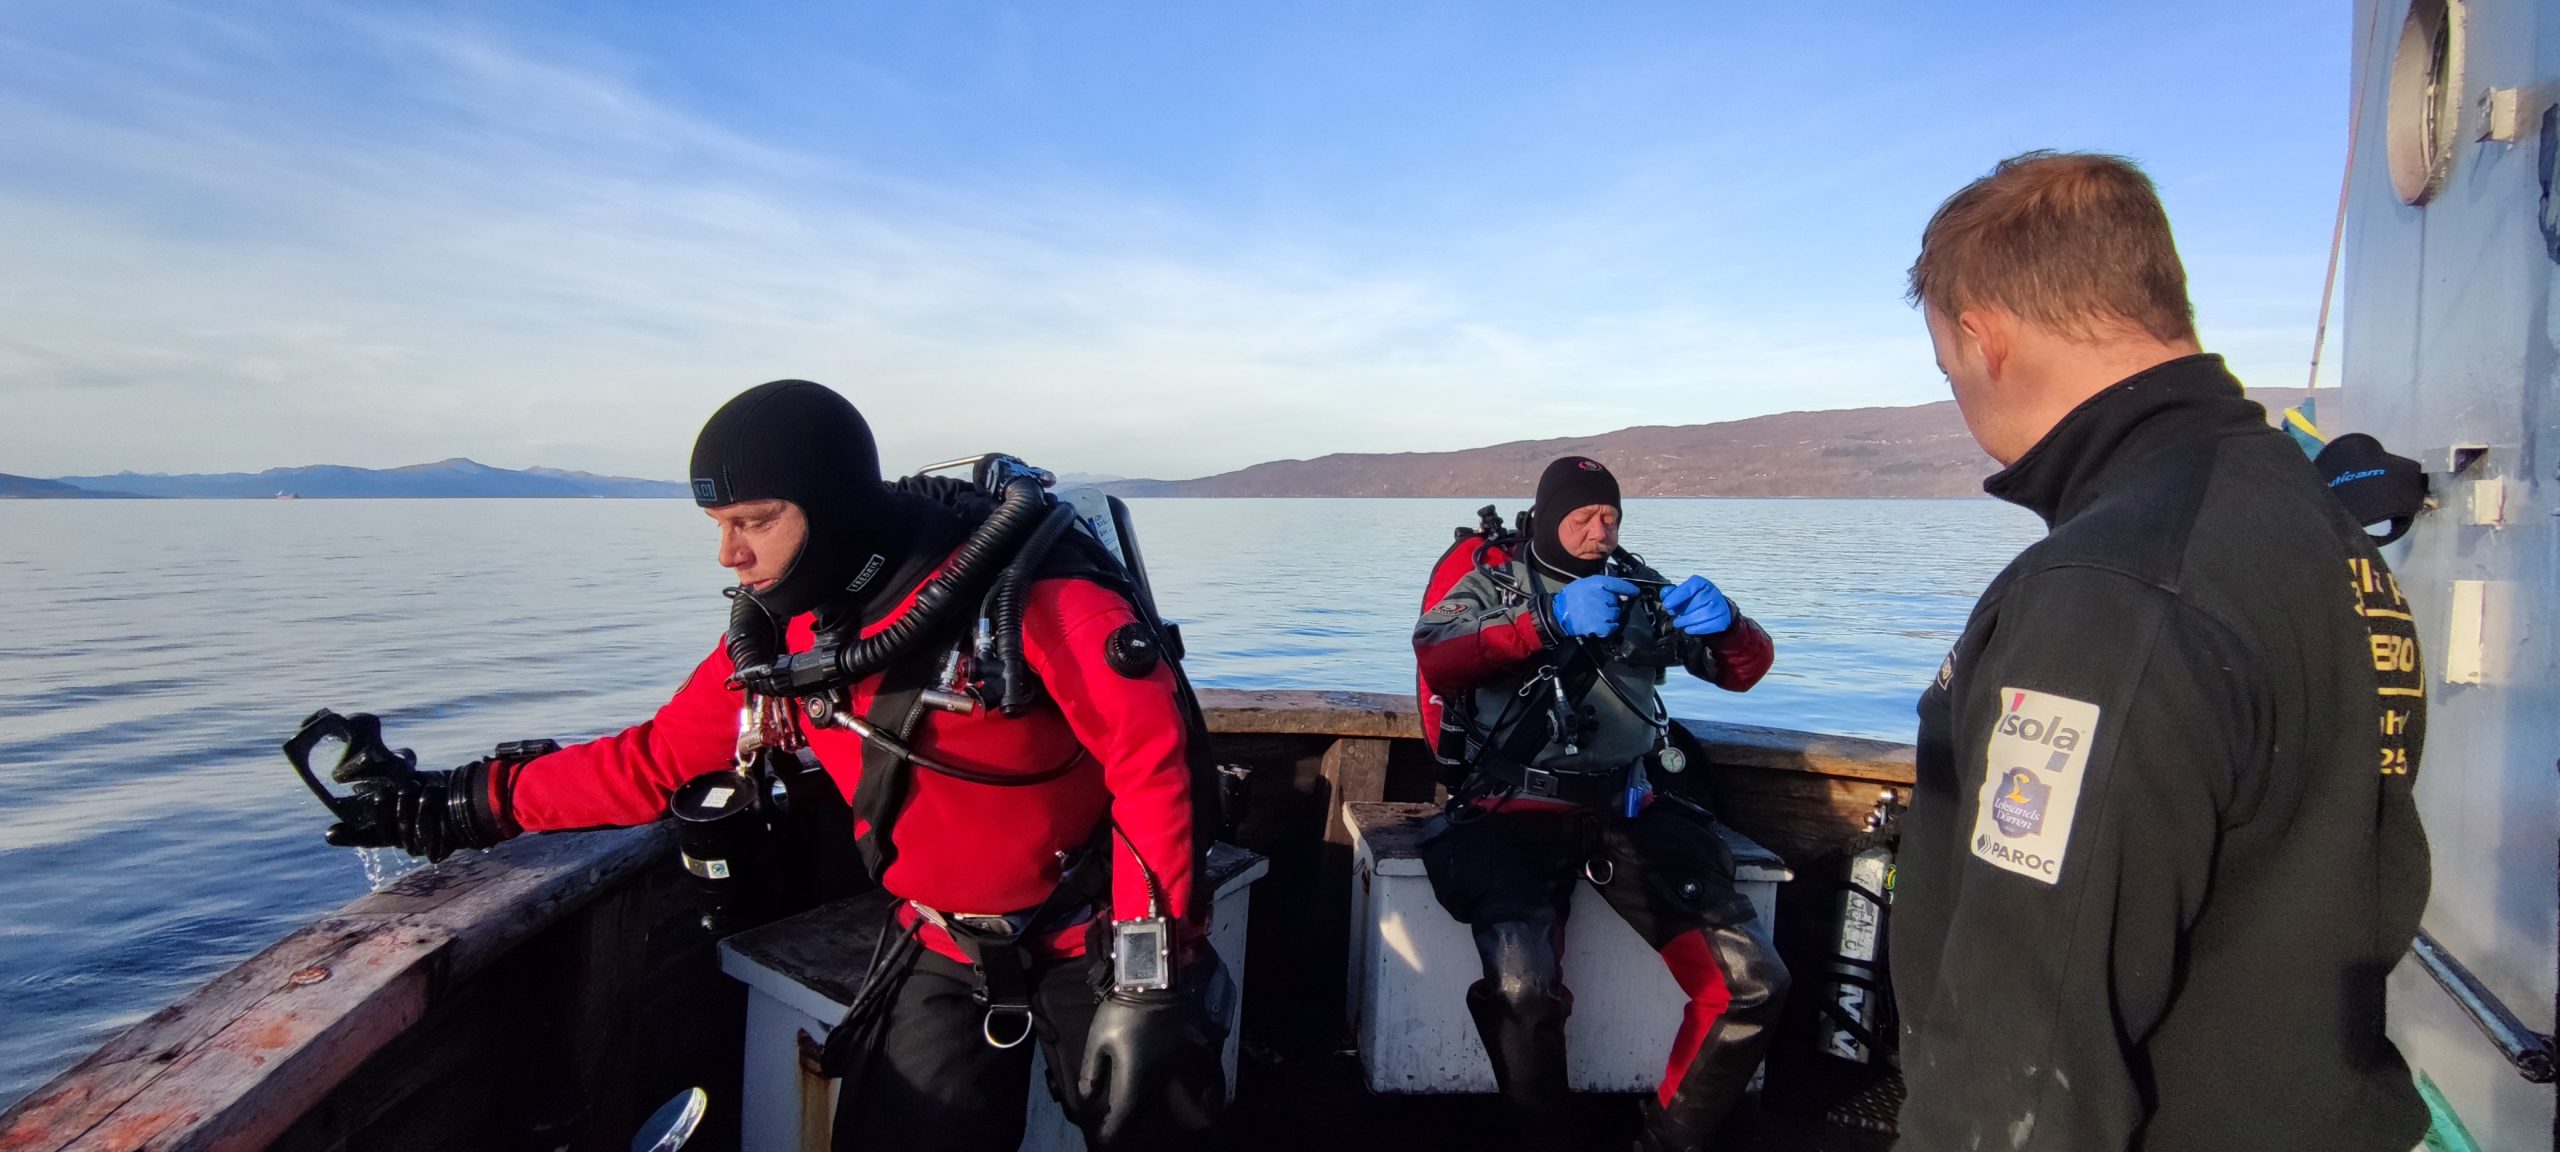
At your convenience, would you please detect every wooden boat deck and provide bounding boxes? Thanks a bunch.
[0,689,1917,1152]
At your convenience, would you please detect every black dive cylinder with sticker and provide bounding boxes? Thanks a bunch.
[1813,790,1904,1066]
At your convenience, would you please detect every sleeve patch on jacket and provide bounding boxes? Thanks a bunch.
[1430,599,1466,614]
[1970,687,2101,885]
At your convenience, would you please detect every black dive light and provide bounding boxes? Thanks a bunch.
[670,769,772,934]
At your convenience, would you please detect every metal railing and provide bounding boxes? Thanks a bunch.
[2410,931,2556,1084]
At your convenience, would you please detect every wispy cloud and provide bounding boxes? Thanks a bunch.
[0,1,2346,480]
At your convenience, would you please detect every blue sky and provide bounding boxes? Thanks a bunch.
[0,1,2352,480]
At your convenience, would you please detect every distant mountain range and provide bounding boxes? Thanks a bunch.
[0,473,149,499]
[12,458,687,499]
[8,390,2321,501]
[1100,389,2316,499]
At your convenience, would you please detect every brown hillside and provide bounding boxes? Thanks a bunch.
[1106,388,2317,499]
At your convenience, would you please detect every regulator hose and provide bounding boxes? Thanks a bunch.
[828,476,1048,684]
[724,588,784,675]
[990,502,1084,716]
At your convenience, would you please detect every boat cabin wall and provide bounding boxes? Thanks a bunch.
[2341,0,2560,1145]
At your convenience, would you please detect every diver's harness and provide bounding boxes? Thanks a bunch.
[1434,507,1689,823]
[686,455,1204,1068]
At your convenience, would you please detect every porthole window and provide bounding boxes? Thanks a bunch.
[2386,0,2465,205]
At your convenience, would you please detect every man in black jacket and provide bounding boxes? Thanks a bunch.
[1890,151,2432,1151]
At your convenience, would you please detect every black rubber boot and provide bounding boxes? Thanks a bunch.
[1465,976,1574,1151]
[1632,1091,1763,1152]
[1635,923,1790,1152]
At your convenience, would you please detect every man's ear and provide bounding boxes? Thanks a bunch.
[1959,309,2011,381]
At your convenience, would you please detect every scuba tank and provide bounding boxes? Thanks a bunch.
[1416,505,1520,777]
[1813,788,1904,1065]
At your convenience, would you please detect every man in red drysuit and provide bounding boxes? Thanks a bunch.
[1413,456,1786,1152]
[321,380,1222,1152]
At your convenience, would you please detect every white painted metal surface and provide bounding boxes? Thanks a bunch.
[1343,802,1789,1095]
[724,853,1269,1152]
[2342,0,2558,1146]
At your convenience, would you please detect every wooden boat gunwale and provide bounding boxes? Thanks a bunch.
[0,688,1917,1152]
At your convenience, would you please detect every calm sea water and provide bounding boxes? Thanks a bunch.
[0,496,2042,1108]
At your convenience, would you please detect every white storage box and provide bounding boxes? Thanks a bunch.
[1343,801,1790,1095]
[720,843,1269,1152]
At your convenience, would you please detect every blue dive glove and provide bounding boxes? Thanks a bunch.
[1661,575,1734,636]
[1552,575,1638,637]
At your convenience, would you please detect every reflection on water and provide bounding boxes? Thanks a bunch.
[0,496,2041,1107]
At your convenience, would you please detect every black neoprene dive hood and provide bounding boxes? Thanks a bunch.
[691,380,900,619]
[1528,455,1621,579]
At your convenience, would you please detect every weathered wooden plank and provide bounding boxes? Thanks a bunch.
[62,921,445,1152]
[261,948,530,1152]
[1199,689,1418,740]
[1317,738,1392,847]
[1702,770,1901,868]
[347,824,670,978]
[1678,719,1916,785]
[570,878,644,1152]
[0,827,671,1152]
[0,928,368,1150]
[1198,689,1915,787]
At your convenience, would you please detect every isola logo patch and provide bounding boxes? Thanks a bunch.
[1969,687,2100,886]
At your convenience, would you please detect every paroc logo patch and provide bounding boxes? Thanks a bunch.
[1969,687,2101,885]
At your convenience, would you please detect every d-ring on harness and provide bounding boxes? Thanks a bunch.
[903,833,1111,1051]
[909,902,1046,1049]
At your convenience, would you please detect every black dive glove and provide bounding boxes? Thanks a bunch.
[323,755,514,863]
[1074,950,1232,1151]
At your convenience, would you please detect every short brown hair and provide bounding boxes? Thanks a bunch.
[1906,151,2196,344]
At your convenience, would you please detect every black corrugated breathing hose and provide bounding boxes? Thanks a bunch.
[990,503,1084,716]
[724,588,783,674]
[828,476,1048,683]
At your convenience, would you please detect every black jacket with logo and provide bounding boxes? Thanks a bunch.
[1891,356,2431,1151]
